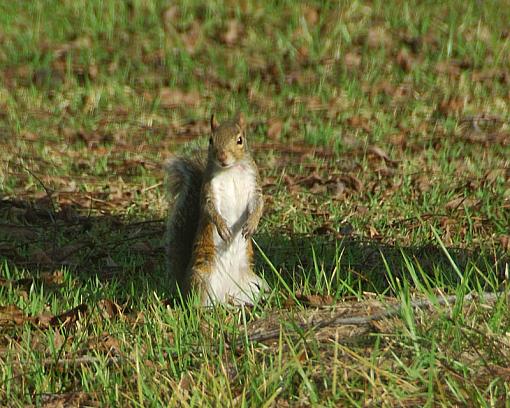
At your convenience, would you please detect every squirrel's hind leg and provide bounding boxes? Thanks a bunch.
[228,271,269,306]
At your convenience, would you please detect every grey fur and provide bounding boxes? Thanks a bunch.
[165,154,206,295]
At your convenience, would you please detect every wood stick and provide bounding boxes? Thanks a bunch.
[246,292,505,344]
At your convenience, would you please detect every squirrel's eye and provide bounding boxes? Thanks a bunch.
[236,136,243,145]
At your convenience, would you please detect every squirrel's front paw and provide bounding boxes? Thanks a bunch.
[216,221,233,243]
[242,219,258,239]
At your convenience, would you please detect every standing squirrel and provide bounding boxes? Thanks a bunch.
[165,113,268,306]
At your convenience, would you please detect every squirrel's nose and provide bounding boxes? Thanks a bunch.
[217,151,228,164]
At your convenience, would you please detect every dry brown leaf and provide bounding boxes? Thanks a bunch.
[435,61,461,77]
[98,299,123,319]
[327,181,346,199]
[2,225,38,242]
[499,236,510,251]
[297,172,324,188]
[396,49,414,72]
[367,145,399,166]
[338,174,363,192]
[445,196,465,210]
[178,371,194,400]
[347,115,371,132]
[367,27,392,48]
[464,130,510,146]
[47,304,88,328]
[0,305,29,326]
[313,223,337,236]
[302,6,319,26]
[159,88,200,108]
[484,169,507,184]
[131,241,153,254]
[294,291,334,307]
[343,52,361,71]
[472,69,509,84]
[222,19,242,46]
[438,97,464,117]
[32,250,53,264]
[75,130,113,148]
[305,96,327,111]
[40,392,91,408]
[266,119,283,140]
[40,270,65,285]
[49,243,87,262]
[369,225,381,239]
[309,183,327,194]
[162,5,180,31]
[181,20,201,53]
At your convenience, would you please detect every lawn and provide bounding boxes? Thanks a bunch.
[1,0,509,406]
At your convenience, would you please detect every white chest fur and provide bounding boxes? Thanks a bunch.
[205,164,262,305]
[211,164,256,232]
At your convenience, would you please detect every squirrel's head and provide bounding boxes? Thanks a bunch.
[208,112,248,168]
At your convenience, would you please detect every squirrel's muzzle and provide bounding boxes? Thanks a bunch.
[217,151,229,166]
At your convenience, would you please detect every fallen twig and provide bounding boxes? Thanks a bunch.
[246,292,505,344]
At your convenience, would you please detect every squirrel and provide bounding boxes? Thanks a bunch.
[165,113,268,306]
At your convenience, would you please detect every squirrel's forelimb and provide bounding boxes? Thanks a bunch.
[203,180,233,243]
[243,187,264,238]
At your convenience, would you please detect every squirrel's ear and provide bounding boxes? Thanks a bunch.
[210,114,219,132]
[235,112,246,130]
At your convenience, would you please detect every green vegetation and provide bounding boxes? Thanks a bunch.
[1,0,509,405]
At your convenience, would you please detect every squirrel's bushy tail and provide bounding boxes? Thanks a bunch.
[165,155,205,295]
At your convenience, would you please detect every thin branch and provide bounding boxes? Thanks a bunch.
[246,292,505,344]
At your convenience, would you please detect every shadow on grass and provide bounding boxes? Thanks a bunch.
[0,197,169,303]
[1,197,507,304]
[257,232,508,295]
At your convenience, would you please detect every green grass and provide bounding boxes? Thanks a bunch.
[1,0,510,405]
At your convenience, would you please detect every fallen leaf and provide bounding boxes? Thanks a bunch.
[181,20,201,54]
[162,5,180,32]
[343,52,361,71]
[435,61,460,77]
[222,19,242,46]
[2,225,38,242]
[445,196,478,210]
[464,130,510,146]
[338,174,363,192]
[0,305,28,326]
[396,49,414,72]
[499,236,510,251]
[347,115,371,132]
[131,241,153,254]
[368,225,380,239]
[267,119,283,140]
[309,183,327,194]
[40,392,91,408]
[49,243,87,262]
[98,299,123,319]
[367,145,399,166]
[159,88,200,108]
[438,97,464,117]
[48,304,88,328]
[75,130,113,148]
[302,6,319,26]
[40,270,65,285]
[367,26,392,48]
[295,291,334,307]
[327,181,346,199]
[32,250,53,265]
